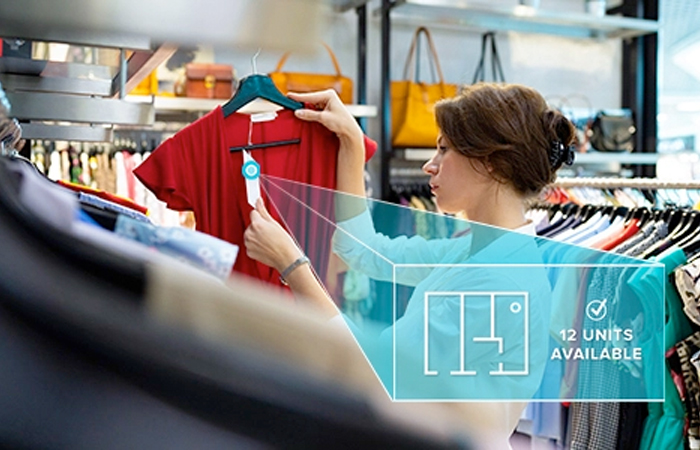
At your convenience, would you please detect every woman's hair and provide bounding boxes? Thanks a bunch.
[435,82,575,197]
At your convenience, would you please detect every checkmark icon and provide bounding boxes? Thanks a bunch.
[586,299,608,322]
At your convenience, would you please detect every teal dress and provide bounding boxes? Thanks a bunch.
[637,247,694,450]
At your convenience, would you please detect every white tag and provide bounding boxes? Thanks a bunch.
[249,111,278,123]
[242,150,261,208]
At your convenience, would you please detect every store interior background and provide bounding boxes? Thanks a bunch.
[2,0,698,192]
[211,0,700,189]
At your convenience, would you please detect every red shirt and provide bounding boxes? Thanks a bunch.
[134,106,377,287]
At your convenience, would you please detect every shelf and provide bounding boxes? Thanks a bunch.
[573,152,659,165]
[0,73,113,97]
[380,0,659,40]
[553,177,700,190]
[0,57,116,81]
[21,123,113,142]
[0,0,324,51]
[403,149,436,161]
[347,104,378,118]
[6,92,154,125]
[331,0,372,13]
[402,148,660,165]
[125,95,378,118]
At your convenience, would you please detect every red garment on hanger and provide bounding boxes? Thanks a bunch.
[600,218,640,252]
[134,106,377,287]
[57,180,149,215]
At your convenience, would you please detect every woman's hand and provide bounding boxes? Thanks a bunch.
[244,198,303,272]
[288,90,363,145]
[289,90,367,203]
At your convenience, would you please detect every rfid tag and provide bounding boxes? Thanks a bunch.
[242,150,261,207]
[242,160,260,180]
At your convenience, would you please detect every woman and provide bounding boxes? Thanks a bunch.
[244,83,575,446]
[245,82,574,315]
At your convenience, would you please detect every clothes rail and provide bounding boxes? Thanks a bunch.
[552,177,700,190]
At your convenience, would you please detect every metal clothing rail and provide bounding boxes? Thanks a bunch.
[552,177,700,190]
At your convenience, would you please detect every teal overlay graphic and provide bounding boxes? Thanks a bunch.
[261,175,665,401]
[242,160,260,180]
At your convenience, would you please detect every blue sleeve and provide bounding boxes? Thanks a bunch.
[332,209,464,286]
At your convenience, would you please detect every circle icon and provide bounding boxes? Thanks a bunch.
[510,302,522,314]
[585,299,608,322]
[242,161,260,180]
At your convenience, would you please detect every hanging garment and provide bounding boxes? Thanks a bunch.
[57,180,149,215]
[78,192,151,223]
[639,248,694,450]
[610,220,657,254]
[134,107,377,286]
[674,261,700,327]
[667,332,700,449]
[114,215,239,281]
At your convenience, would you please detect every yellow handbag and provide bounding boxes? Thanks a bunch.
[392,27,458,148]
[269,43,354,104]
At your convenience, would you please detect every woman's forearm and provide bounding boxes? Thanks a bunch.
[284,263,340,319]
[335,132,368,222]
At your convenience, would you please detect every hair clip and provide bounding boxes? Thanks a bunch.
[549,140,575,168]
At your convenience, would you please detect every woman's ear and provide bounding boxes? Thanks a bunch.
[482,156,494,173]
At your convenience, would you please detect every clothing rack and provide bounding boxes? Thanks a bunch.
[389,167,428,178]
[553,177,700,190]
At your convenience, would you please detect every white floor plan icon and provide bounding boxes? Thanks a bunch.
[423,291,529,377]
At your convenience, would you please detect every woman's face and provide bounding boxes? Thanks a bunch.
[422,135,495,215]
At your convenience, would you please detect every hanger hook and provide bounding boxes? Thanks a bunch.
[252,48,261,74]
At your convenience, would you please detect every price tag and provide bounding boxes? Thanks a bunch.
[242,150,261,207]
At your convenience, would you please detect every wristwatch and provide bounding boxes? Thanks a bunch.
[279,255,310,286]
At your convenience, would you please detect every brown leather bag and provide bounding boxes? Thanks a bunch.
[184,63,234,99]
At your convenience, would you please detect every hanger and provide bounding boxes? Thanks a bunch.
[622,206,650,227]
[222,49,303,118]
[664,206,684,233]
[674,210,700,248]
[224,50,304,154]
[612,205,630,222]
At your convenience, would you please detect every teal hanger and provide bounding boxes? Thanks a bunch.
[222,75,303,117]
[221,50,302,117]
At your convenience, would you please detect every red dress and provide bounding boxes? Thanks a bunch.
[134,106,377,287]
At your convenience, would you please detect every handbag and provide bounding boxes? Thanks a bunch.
[269,43,353,104]
[391,27,458,148]
[472,32,506,84]
[589,110,636,152]
[183,63,234,99]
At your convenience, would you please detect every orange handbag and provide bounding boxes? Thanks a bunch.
[269,43,353,104]
[391,27,458,148]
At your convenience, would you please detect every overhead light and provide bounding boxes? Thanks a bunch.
[676,101,700,112]
[513,5,537,17]
[671,32,700,82]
